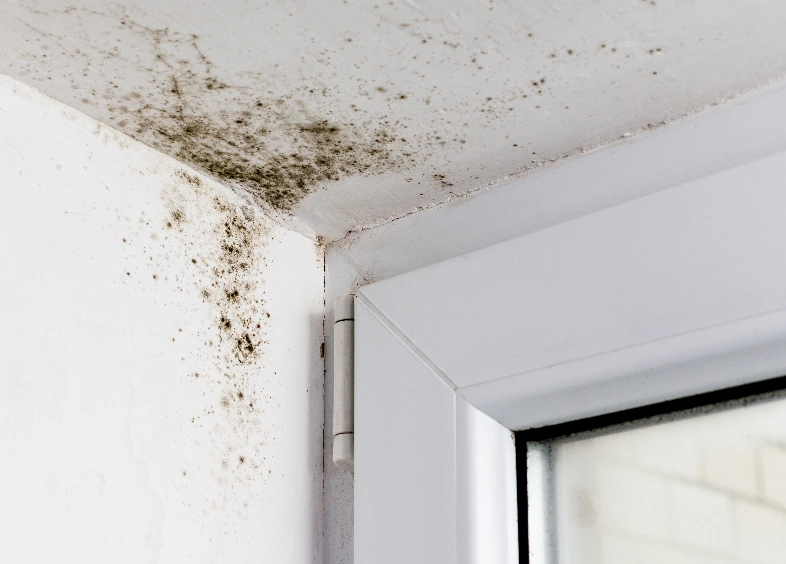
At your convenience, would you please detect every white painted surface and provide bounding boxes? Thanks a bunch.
[456,397,518,564]
[333,79,786,282]
[4,1,786,238]
[327,77,786,563]
[360,150,786,428]
[526,445,553,564]
[354,300,457,564]
[351,80,786,562]
[0,76,324,563]
[361,149,786,389]
[354,294,517,564]
[332,295,355,473]
[323,249,364,564]
[464,306,786,430]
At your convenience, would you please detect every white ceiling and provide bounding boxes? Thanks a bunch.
[3,0,786,240]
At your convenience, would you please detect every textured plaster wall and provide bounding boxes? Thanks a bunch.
[0,75,325,563]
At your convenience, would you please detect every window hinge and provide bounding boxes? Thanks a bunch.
[333,294,354,473]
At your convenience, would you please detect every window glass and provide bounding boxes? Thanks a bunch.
[529,394,786,564]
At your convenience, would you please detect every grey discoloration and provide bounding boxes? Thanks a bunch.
[7,4,406,213]
[115,15,405,213]
[5,0,786,241]
[165,171,272,488]
[121,164,283,494]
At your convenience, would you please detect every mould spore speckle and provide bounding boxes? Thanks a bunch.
[6,0,733,242]
[130,167,282,500]
[6,0,619,219]
[11,4,406,213]
[154,110,400,212]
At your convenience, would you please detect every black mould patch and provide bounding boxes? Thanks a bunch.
[14,5,402,213]
[151,110,399,212]
[130,168,280,497]
[5,0,683,233]
[4,0,596,215]
[120,15,403,212]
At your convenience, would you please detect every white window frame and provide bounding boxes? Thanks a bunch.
[328,79,786,564]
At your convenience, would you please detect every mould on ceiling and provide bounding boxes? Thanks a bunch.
[7,4,417,214]
[6,0,786,240]
[2,1,613,221]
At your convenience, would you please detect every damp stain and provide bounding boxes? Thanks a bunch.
[122,167,286,500]
[5,0,701,241]
[9,4,407,213]
[113,13,407,213]
[4,0,616,217]
[154,111,399,212]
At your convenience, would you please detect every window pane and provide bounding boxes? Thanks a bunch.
[530,394,786,564]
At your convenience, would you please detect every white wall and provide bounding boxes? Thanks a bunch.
[0,75,325,563]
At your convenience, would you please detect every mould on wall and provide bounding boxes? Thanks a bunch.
[167,171,273,490]
[118,160,289,499]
